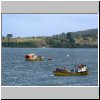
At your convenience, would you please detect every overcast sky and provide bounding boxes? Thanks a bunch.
[2,14,98,37]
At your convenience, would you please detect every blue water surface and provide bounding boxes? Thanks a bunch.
[2,48,98,86]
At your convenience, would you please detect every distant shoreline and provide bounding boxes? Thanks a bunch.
[2,28,98,48]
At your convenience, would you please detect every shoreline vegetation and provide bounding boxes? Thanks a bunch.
[2,29,98,48]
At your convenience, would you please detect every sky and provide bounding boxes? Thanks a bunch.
[2,14,98,37]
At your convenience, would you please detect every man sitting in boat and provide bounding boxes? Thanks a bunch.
[71,68,78,72]
[77,64,87,72]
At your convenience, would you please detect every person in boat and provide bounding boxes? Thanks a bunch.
[77,64,87,72]
[71,68,78,72]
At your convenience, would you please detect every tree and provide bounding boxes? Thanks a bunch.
[6,34,13,41]
[67,32,72,39]
[7,34,13,38]
[67,32,75,44]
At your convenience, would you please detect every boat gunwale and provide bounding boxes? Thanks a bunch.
[53,70,89,76]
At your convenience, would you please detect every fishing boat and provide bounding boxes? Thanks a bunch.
[53,64,89,76]
[25,53,44,61]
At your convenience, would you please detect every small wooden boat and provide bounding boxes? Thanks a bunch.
[25,53,44,61]
[53,65,89,76]
[53,70,88,76]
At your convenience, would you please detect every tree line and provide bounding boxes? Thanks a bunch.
[2,29,98,48]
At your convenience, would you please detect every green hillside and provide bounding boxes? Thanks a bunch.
[71,28,98,37]
[2,28,98,48]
